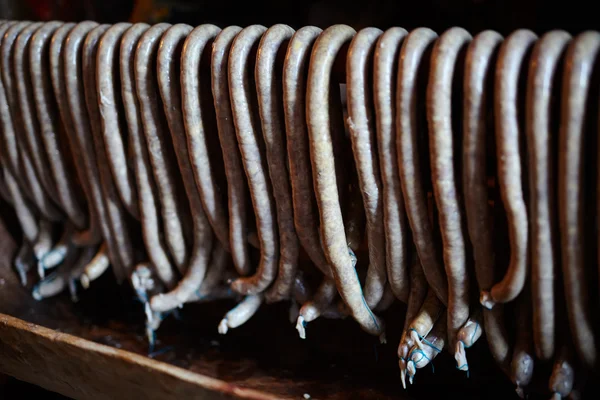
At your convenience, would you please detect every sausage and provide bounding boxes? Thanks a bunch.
[307,24,384,338]
[32,245,79,301]
[463,30,511,373]
[64,22,126,282]
[454,309,483,374]
[427,27,472,350]
[511,291,535,398]
[211,26,252,277]
[13,240,35,287]
[181,24,231,252]
[1,165,38,244]
[558,31,600,368]
[481,30,537,308]
[296,277,338,339]
[80,243,110,289]
[120,23,176,288]
[96,22,140,220]
[14,22,63,207]
[135,22,190,273]
[30,21,87,230]
[150,24,215,312]
[549,345,575,399]
[283,26,332,279]
[218,294,263,334]
[83,24,132,282]
[398,288,444,365]
[228,25,281,295]
[397,27,448,306]
[39,224,73,275]
[405,313,447,386]
[255,24,300,302]
[49,22,100,246]
[32,218,53,266]
[374,27,410,303]
[346,27,387,308]
[2,21,62,221]
[190,242,230,301]
[526,30,571,361]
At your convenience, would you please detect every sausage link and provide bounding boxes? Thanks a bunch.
[121,23,176,288]
[307,24,384,338]
[526,30,571,361]
[397,28,448,306]
[427,27,472,350]
[150,24,215,312]
[255,24,300,302]
[135,22,190,273]
[374,27,410,303]
[558,31,600,368]
[211,26,252,277]
[481,30,537,307]
[97,22,140,220]
[228,25,281,294]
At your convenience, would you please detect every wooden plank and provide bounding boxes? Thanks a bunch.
[0,217,282,400]
[0,313,279,400]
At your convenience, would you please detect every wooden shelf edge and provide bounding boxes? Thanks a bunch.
[0,313,281,400]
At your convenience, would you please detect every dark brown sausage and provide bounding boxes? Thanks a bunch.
[374,27,410,303]
[427,27,472,350]
[255,24,300,303]
[96,22,140,220]
[120,23,176,288]
[49,22,100,246]
[150,24,215,312]
[211,26,252,277]
[228,25,281,295]
[397,28,448,306]
[135,22,190,274]
[307,24,384,338]
[526,30,571,361]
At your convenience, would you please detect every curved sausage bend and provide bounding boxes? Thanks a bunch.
[283,26,334,279]
[427,27,472,350]
[121,23,176,288]
[374,27,409,303]
[481,30,537,308]
[30,21,87,230]
[218,294,263,334]
[346,27,387,309]
[397,28,448,306]
[228,25,281,295]
[182,25,231,252]
[558,31,600,368]
[307,24,384,339]
[2,21,62,221]
[83,23,132,283]
[14,22,63,207]
[135,22,190,274]
[150,24,216,312]
[211,26,252,277]
[49,22,100,246]
[64,21,123,280]
[97,22,140,220]
[463,30,511,372]
[526,30,571,361]
[255,24,301,303]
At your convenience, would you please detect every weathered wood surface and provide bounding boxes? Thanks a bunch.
[0,313,276,400]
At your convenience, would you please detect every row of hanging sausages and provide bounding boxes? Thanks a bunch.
[0,19,598,398]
